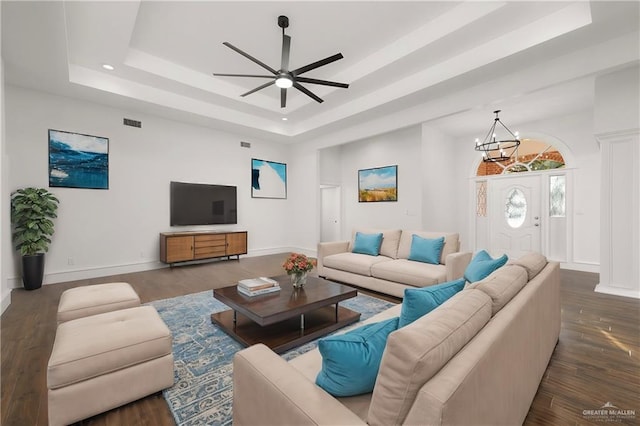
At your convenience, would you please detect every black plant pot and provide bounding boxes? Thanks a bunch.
[22,253,45,291]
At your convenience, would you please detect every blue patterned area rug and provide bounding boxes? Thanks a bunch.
[148,290,396,426]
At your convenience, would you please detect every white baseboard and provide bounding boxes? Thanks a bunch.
[247,247,318,258]
[6,248,319,289]
[8,260,167,289]
[1,290,11,314]
[560,262,600,273]
[594,284,640,299]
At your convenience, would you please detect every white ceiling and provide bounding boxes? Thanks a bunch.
[2,1,639,146]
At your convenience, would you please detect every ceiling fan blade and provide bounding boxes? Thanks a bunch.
[281,88,287,108]
[293,82,323,103]
[292,53,344,76]
[295,77,349,88]
[281,34,291,71]
[213,73,275,78]
[222,42,278,75]
[241,80,275,97]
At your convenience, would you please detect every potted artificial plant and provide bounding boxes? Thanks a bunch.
[10,187,59,290]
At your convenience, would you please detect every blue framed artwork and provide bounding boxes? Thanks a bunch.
[358,165,398,202]
[48,129,109,189]
[251,158,287,199]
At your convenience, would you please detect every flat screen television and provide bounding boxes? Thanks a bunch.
[170,181,237,226]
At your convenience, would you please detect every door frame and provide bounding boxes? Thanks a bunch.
[320,185,342,242]
[469,169,573,260]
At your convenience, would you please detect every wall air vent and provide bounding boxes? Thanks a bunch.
[123,118,142,128]
[240,141,251,148]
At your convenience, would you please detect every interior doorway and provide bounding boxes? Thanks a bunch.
[320,186,341,242]
[488,175,542,259]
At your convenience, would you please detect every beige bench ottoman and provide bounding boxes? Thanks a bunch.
[57,282,141,324]
[47,306,174,426]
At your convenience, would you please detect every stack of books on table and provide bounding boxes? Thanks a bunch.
[237,277,280,296]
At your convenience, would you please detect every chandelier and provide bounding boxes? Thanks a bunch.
[475,110,520,162]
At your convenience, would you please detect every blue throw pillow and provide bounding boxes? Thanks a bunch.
[315,317,399,397]
[399,279,465,327]
[408,235,445,265]
[464,250,508,283]
[352,232,383,256]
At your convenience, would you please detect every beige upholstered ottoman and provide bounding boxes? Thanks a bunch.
[47,306,174,426]
[57,282,140,324]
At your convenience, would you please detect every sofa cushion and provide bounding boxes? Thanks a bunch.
[467,264,528,315]
[397,231,459,264]
[370,259,445,287]
[408,235,445,265]
[323,252,392,276]
[349,228,402,259]
[315,317,399,397]
[510,252,548,281]
[464,250,508,283]
[368,289,492,426]
[399,278,465,327]
[352,232,384,256]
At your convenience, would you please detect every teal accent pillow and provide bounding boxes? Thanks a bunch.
[315,317,399,397]
[352,232,383,256]
[464,250,508,283]
[408,235,445,265]
[399,279,465,327]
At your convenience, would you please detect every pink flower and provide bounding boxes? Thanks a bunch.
[282,252,316,274]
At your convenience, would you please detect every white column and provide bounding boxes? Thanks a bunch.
[594,65,640,298]
[596,130,640,298]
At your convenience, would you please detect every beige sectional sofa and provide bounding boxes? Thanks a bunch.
[233,253,560,426]
[318,228,472,298]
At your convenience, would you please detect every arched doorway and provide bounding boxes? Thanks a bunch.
[472,138,571,261]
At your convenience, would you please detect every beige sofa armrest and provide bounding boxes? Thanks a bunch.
[233,344,366,426]
[445,251,472,281]
[317,240,350,275]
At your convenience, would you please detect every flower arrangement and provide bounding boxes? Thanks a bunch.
[282,253,317,275]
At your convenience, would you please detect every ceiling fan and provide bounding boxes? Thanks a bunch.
[213,15,349,108]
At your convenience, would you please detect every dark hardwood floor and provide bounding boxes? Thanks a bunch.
[1,255,638,425]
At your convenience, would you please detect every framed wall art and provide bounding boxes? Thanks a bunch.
[358,165,397,202]
[251,158,287,199]
[48,129,109,189]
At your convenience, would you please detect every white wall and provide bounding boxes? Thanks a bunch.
[319,146,342,186]
[594,66,640,135]
[336,126,423,236]
[452,109,601,269]
[4,86,291,287]
[421,125,459,232]
[1,56,10,312]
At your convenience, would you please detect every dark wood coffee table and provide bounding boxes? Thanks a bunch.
[211,276,360,353]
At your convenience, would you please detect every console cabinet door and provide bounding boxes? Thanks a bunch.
[165,236,194,263]
[226,232,248,256]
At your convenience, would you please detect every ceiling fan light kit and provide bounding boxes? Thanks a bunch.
[213,15,349,108]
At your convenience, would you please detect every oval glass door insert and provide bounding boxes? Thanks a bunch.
[505,188,527,228]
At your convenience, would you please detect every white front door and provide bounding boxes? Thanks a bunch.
[489,175,542,259]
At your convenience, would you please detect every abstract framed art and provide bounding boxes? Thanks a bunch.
[48,129,109,189]
[251,158,287,199]
[358,165,398,202]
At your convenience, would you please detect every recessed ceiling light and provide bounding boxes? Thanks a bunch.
[102,64,115,71]
[281,117,288,121]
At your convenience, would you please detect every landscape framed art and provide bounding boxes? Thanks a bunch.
[251,158,287,199]
[358,165,397,202]
[48,129,109,189]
